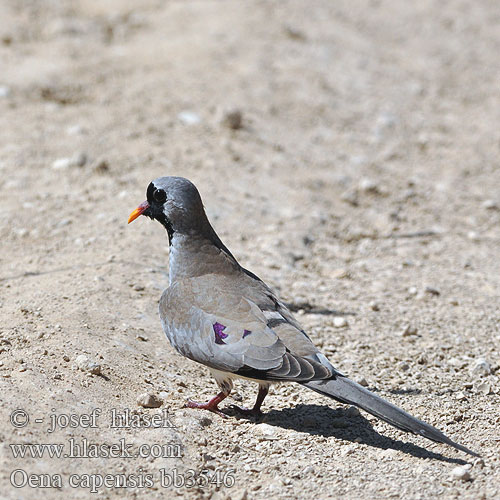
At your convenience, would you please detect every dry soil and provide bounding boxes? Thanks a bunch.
[1,1,499,499]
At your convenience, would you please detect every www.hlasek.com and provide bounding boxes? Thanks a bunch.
[10,438,182,459]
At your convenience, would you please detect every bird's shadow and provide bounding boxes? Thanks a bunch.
[225,403,469,465]
[284,301,356,316]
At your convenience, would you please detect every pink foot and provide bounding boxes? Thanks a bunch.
[186,392,228,418]
[186,400,227,418]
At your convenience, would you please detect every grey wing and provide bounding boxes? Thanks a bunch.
[160,276,338,382]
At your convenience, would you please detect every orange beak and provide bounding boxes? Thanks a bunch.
[128,201,150,224]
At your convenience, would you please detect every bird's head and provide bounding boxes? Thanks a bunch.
[128,176,206,241]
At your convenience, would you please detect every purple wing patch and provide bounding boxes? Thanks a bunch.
[243,329,252,338]
[213,322,228,345]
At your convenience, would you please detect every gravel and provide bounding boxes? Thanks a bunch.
[137,392,163,408]
[470,359,492,377]
[74,354,102,375]
[178,110,201,125]
[333,317,348,328]
[1,1,498,499]
[222,109,244,130]
[451,465,472,482]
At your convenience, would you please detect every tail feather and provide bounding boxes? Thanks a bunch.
[303,376,479,457]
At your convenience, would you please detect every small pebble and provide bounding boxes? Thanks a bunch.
[197,416,213,427]
[52,157,72,170]
[202,452,215,462]
[222,109,243,130]
[417,354,427,365]
[93,159,109,173]
[256,423,276,439]
[359,178,380,194]
[355,377,369,387]
[332,268,349,279]
[346,406,361,418]
[284,25,306,40]
[401,324,418,337]
[369,301,380,311]
[14,228,28,237]
[178,110,201,125]
[72,151,87,167]
[0,85,11,98]
[232,391,243,402]
[475,382,491,395]
[451,464,472,481]
[51,152,87,170]
[448,357,466,369]
[137,393,162,408]
[482,199,498,210]
[380,449,399,460]
[470,358,491,377]
[333,317,348,328]
[66,124,85,135]
[75,354,101,375]
[341,189,359,206]
[341,445,356,456]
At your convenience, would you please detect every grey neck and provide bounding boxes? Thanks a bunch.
[168,230,239,285]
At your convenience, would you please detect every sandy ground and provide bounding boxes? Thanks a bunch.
[1,1,499,499]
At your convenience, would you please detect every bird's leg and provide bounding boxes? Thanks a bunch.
[186,392,229,418]
[186,377,233,418]
[234,384,269,417]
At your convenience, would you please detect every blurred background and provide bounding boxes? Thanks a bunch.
[1,1,499,499]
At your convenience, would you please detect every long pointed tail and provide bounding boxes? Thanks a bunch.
[302,376,479,457]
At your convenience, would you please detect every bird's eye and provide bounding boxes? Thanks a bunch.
[153,189,166,203]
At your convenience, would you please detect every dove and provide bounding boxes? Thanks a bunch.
[128,176,478,457]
